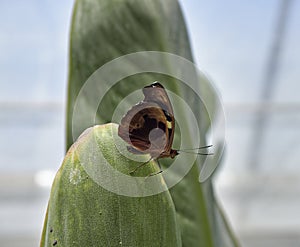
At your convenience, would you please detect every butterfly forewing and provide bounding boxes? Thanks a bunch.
[143,82,174,115]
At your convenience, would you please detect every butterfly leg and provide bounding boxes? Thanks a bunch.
[146,170,163,178]
[129,158,152,175]
[146,159,163,177]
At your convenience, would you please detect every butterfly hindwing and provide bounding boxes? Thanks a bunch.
[118,82,176,158]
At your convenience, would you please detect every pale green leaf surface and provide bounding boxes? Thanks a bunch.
[41,123,181,247]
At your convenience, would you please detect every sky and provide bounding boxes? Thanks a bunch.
[180,0,300,104]
[0,0,73,103]
[0,0,299,173]
[0,0,299,104]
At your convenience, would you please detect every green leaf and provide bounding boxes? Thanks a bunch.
[64,0,239,246]
[40,123,181,247]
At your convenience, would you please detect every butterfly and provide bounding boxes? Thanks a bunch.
[118,82,211,175]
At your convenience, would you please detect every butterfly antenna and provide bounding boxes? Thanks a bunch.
[179,144,213,151]
[178,150,214,155]
[177,145,213,155]
[129,158,152,175]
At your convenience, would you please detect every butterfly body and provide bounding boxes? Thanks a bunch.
[118,82,178,160]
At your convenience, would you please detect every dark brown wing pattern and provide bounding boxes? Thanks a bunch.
[118,82,177,159]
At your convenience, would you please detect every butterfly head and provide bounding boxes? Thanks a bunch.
[170,149,179,159]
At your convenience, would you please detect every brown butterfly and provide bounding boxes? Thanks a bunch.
[118,82,211,175]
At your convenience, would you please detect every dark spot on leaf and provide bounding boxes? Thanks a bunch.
[50,228,53,233]
[53,240,58,246]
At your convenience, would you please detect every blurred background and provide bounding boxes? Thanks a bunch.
[0,0,299,246]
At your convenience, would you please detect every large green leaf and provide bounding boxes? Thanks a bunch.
[65,0,239,246]
[41,124,181,247]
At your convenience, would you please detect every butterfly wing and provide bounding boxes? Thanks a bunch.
[143,82,175,157]
[142,82,174,115]
[118,82,175,158]
[118,102,168,157]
